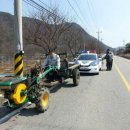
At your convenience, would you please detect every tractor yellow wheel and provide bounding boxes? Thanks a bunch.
[42,91,49,108]
[11,83,27,105]
[35,87,49,112]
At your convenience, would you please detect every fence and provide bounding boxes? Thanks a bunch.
[0,55,45,74]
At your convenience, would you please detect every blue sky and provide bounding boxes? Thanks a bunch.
[0,0,130,48]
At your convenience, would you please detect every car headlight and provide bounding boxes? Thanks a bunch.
[90,61,98,66]
[74,60,79,64]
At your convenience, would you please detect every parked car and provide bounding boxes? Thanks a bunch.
[98,55,103,70]
[74,53,102,74]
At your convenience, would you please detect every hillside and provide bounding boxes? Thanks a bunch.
[0,12,112,56]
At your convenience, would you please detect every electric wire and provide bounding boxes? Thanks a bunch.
[23,0,63,20]
[38,0,54,11]
[72,0,92,30]
[66,0,89,32]
[72,0,97,32]
[86,0,99,27]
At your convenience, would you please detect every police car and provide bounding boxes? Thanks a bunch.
[74,52,102,74]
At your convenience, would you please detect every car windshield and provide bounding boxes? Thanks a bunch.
[77,54,97,60]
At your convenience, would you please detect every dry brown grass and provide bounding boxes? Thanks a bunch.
[0,60,38,104]
[120,54,130,59]
[0,61,36,74]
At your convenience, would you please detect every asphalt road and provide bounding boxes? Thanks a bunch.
[1,56,130,130]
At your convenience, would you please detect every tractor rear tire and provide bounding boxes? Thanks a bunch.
[35,87,49,112]
[72,69,80,86]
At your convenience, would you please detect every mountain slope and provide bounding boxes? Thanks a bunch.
[0,12,112,55]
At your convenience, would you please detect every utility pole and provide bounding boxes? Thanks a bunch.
[84,41,85,51]
[14,0,24,77]
[101,38,103,43]
[96,30,102,54]
[14,0,23,51]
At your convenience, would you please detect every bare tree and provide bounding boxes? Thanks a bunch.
[23,8,72,54]
[125,43,130,53]
[62,27,84,58]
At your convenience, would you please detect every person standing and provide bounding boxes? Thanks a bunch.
[103,49,113,70]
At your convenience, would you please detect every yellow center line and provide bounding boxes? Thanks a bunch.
[114,63,130,92]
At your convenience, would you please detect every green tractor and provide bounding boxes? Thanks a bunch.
[0,65,56,112]
[0,60,80,113]
[0,0,80,116]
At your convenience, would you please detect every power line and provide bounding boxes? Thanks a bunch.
[37,0,62,18]
[38,0,53,11]
[72,0,92,30]
[66,0,89,32]
[23,0,63,20]
[23,0,41,11]
[23,0,96,33]
[86,0,95,21]
[86,0,99,27]
[30,0,62,19]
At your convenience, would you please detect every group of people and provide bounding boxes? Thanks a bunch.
[41,48,113,76]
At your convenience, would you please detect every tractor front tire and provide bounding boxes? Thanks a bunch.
[35,87,49,112]
[72,69,80,86]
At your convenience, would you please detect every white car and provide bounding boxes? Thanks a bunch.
[74,53,102,74]
[98,55,103,71]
